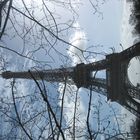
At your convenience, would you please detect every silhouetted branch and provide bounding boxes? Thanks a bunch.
[57,77,67,140]
[0,0,13,39]
[86,87,93,140]
[0,45,50,64]
[11,80,33,140]
[28,70,65,140]
[73,89,79,140]
[11,3,105,57]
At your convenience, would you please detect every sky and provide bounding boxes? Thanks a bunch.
[77,0,123,51]
[0,0,140,139]
[61,1,124,138]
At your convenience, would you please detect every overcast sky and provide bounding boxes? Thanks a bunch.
[0,0,140,139]
[77,0,123,50]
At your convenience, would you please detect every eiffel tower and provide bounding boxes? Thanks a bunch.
[1,43,140,117]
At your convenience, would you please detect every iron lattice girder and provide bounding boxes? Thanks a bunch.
[106,42,140,101]
[105,43,140,117]
[120,42,140,61]
[73,62,108,88]
[1,42,140,117]
[73,42,140,117]
[119,94,140,118]
[127,84,140,100]
[2,67,74,83]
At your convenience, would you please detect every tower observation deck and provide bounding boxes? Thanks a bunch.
[1,42,140,117]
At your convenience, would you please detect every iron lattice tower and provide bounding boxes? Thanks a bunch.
[2,43,140,117]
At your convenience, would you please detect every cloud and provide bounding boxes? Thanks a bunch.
[68,23,87,65]
[58,23,88,139]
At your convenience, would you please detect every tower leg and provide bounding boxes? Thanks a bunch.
[120,42,140,61]
[123,94,140,118]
